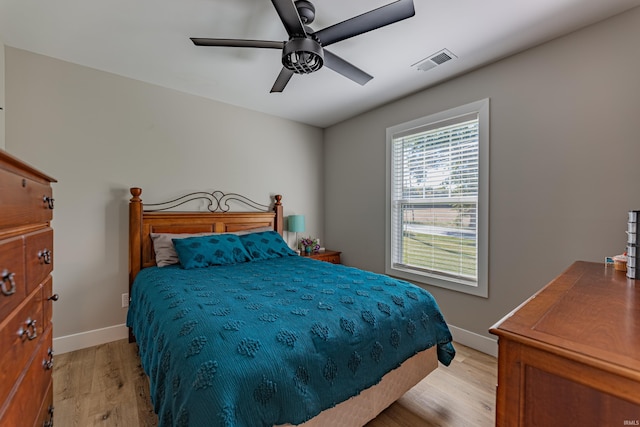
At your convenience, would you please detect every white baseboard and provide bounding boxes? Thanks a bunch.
[448,324,498,358]
[53,324,129,355]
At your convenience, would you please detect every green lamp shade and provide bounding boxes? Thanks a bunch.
[288,215,305,233]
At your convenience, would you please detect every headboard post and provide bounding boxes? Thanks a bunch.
[129,187,143,290]
[274,194,283,235]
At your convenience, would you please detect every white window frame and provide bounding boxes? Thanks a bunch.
[385,99,489,297]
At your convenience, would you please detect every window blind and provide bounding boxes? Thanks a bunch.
[391,114,479,285]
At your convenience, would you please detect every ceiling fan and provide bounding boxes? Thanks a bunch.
[190,0,415,93]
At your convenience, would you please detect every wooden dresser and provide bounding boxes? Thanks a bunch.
[0,150,57,427]
[490,261,640,427]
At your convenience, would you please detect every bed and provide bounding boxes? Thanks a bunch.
[126,187,455,427]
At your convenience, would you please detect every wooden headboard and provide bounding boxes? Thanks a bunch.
[128,187,284,287]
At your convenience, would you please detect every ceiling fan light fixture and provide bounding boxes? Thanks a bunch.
[282,38,324,74]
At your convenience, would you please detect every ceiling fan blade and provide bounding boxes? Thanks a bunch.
[323,50,373,86]
[270,68,295,93]
[271,0,307,37]
[314,0,415,47]
[191,38,284,49]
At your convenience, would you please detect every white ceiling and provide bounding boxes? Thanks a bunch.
[1,0,639,128]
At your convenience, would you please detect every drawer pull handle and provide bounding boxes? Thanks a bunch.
[18,318,38,340]
[38,249,52,264]
[48,293,59,301]
[43,347,54,370]
[43,195,55,210]
[43,405,54,427]
[1,269,17,296]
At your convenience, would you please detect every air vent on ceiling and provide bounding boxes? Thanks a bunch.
[412,49,457,72]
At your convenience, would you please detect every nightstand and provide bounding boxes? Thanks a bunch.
[301,249,341,264]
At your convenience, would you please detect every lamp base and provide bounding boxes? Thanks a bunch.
[293,231,301,254]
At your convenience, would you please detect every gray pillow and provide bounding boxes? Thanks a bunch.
[150,233,208,267]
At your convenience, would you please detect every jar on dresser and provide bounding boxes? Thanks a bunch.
[0,150,58,427]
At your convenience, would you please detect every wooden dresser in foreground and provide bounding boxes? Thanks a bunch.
[490,261,640,427]
[0,150,57,427]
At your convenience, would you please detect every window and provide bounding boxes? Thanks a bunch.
[386,99,489,297]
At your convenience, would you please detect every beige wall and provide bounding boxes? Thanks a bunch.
[324,8,640,343]
[5,47,323,347]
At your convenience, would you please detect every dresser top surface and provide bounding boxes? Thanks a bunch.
[491,261,640,371]
[0,150,57,183]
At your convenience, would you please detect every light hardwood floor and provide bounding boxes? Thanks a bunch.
[53,340,496,426]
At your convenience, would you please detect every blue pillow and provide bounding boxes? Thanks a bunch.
[239,231,297,260]
[172,234,251,269]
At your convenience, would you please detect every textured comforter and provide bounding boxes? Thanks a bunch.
[127,256,455,427]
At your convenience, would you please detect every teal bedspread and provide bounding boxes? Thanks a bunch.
[127,257,455,427]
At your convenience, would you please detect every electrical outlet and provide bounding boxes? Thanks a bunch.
[122,293,129,308]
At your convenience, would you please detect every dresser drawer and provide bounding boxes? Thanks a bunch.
[0,326,53,427]
[0,167,53,230]
[25,228,53,294]
[34,380,54,427]
[0,285,44,407]
[301,250,342,264]
[0,236,26,320]
[319,254,341,264]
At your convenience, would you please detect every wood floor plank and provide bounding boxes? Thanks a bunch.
[53,396,89,427]
[367,343,496,427]
[54,345,97,400]
[53,340,496,426]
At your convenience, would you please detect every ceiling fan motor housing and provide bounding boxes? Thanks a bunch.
[282,37,324,74]
[295,0,315,24]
